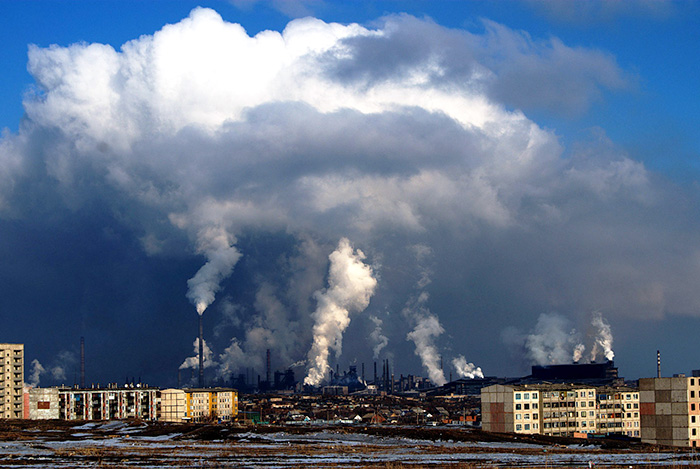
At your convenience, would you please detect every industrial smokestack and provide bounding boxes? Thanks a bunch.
[80,337,85,389]
[657,350,661,378]
[199,315,204,388]
[361,363,365,383]
[266,349,271,385]
[374,361,377,385]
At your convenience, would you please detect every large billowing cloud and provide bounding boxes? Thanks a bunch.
[2,8,699,383]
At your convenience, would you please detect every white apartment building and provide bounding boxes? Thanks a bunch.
[0,343,24,419]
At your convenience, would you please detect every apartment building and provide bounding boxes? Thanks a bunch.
[482,383,640,438]
[0,343,24,419]
[160,388,238,423]
[640,376,700,447]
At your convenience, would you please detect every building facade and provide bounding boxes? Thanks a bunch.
[0,343,24,419]
[640,377,700,447]
[160,388,238,423]
[27,385,159,420]
[482,383,640,438]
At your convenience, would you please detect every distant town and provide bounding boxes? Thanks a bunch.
[3,342,700,448]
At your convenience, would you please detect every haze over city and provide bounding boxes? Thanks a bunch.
[1,0,699,388]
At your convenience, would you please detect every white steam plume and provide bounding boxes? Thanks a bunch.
[180,337,214,370]
[590,311,614,361]
[525,313,576,365]
[186,227,241,315]
[405,292,447,386]
[304,238,377,386]
[369,315,389,359]
[452,355,484,379]
[573,343,586,363]
[28,359,45,387]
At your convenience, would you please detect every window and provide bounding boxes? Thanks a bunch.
[581,401,586,407]
[694,404,697,411]
[626,404,631,409]
[524,393,530,400]
[516,424,522,431]
[532,413,538,420]
[524,424,530,430]
[524,413,530,420]
[533,423,538,429]
[693,429,697,436]
[693,391,696,398]
[524,403,530,410]
[532,403,538,409]
[515,393,521,400]
[692,379,695,386]
[516,403,521,410]
[581,411,586,418]
[532,392,538,399]
[693,416,696,423]
[516,414,522,420]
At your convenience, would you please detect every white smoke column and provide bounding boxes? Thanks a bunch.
[304,238,377,386]
[180,337,214,369]
[452,355,484,379]
[369,315,389,359]
[186,226,241,315]
[406,305,447,386]
[573,343,586,363]
[525,313,573,365]
[590,311,614,361]
[28,359,45,387]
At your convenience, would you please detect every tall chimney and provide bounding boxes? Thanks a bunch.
[657,350,661,378]
[266,348,271,385]
[80,337,85,388]
[361,363,365,383]
[199,315,204,388]
[374,361,377,384]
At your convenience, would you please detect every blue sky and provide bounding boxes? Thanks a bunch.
[2,1,700,386]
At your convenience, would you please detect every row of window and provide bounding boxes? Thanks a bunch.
[515,423,538,431]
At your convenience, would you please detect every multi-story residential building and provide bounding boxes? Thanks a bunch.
[160,388,238,423]
[482,383,640,438]
[640,376,700,447]
[0,343,24,419]
[27,385,159,420]
[596,387,640,437]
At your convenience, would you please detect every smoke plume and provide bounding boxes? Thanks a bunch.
[573,343,586,363]
[304,238,377,386]
[590,311,614,361]
[186,227,241,315]
[524,313,578,365]
[452,355,484,379]
[405,292,447,386]
[180,337,214,370]
[28,359,45,387]
[369,315,389,359]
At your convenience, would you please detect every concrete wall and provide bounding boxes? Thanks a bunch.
[28,388,60,420]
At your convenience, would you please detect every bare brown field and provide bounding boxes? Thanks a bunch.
[1,420,699,468]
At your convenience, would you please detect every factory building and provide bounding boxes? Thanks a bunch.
[482,383,639,437]
[640,376,700,447]
[160,388,237,423]
[0,343,24,419]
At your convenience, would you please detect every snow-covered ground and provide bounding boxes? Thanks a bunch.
[1,428,698,468]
